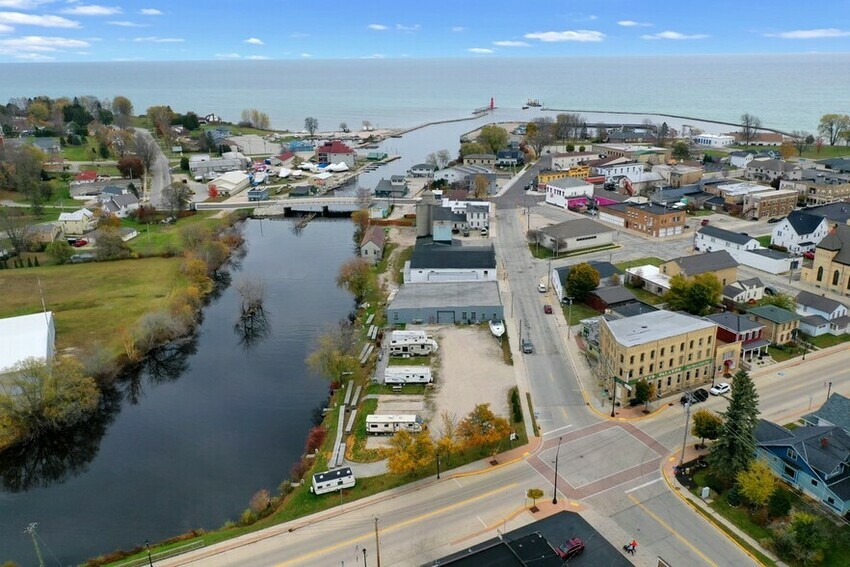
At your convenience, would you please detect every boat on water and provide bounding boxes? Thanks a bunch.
[489,320,506,338]
[526,98,542,107]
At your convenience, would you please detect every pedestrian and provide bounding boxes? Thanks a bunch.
[630,540,638,555]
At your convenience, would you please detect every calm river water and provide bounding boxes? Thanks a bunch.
[0,219,356,565]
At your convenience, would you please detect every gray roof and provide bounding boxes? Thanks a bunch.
[609,301,658,318]
[590,286,636,305]
[801,314,830,327]
[697,225,757,246]
[388,281,502,310]
[539,218,613,240]
[796,290,845,315]
[467,204,489,213]
[110,193,139,207]
[803,393,850,431]
[748,305,801,324]
[603,310,715,347]
[546,176,591,189]
[463,153,496,160]
[749,248,790,260]
[833,314,850,327]
[817,157,850,173]
[756,419,850,481]
[433,207,466,222]
[374,178,408,196]
[602,202,671,216]
[554,260,621,288]
[817,224,850,265]
[785,211,827,236]
[805,203,850,225]
[670,250,738,276]
[705,312,763,334]
[409,238,496,270]
[360,226,385,248]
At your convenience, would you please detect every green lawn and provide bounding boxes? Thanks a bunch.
[624,283,665,305]
[615,257,665,271]
[768,345,805,362]
[61,139,108,161]
[387,355,431,366]
[124,212,231,256]
[529,242,618,260]
[730,144,850,160]
[804,333,850,349]
[562,301,600,325]
[756,235,772,247]
[687,209,713,217]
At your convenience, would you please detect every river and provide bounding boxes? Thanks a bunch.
[0,219,356,565]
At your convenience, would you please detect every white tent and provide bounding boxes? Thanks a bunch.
[278,168,291,179]
[313,172,333,181]
[327,162,350,172]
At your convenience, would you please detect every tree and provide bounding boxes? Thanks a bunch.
[7,145,50,213]
[146,105,174,139]
[0,356,100,443]
[565,263,600,301]
[436,149,452,169]
[708,368,760,486]
[691,408,723,447]
[249,489,271,514]
[736,460,776,509]
[46,240,73,264]
[304,116,319,138]
[476,124,509,154]
[117,155,144,179]
[757,293,796,312]
[241,108,269,130]
[672,141,690,161]
[791,130,811,156]
[524,118,555,157]
[472,174,490,199]
[94,226,130,261]
[526,488,544,508]
[555,113,584,141]
[339,121,348,133]
[459,142,488,158]
[457,403,511,448]
[179,156,189,171]
[657,122,670,146]
[111,95,134,129]
[740,113,762,145]
[783,512,829,565]
[386,430,435,475]
[133,130,159,196]
[161,182,192,218]
[350,209,370,234]
[817,113,850,146]
[436,411,460,465]
[305,322,358,380]
[336,257,372,301]
[663,273,721,316]
[633,379,656,410]
[0,208,32,256]
[779,141,796,159]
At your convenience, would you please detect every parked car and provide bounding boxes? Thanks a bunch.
[803,251,815,260]
[521,339,534,354]
[680,388,709,405]
[710,382,731,396]
[72,239,88,247]
[764,286,777,296]
[543,304,553,314]
[701,218,710,226]
[462,229,470,237]
[537,283,547,293]
[69,252,95,264]
[480,227,488,236]
[555,537,585,560]
[767,217,784,223]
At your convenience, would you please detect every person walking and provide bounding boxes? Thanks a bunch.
[629,540,638,555]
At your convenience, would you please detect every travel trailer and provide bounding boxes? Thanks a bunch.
[365,414,425,435]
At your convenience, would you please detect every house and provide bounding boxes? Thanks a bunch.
[705,311,768,361]
[360,226,385,265]
[268,151,295,167]
[73,170,98,184]
[536,218,615,254]
[816,158,850,174]
[30,223,63,244]
[795,290,850,336]
[592,143,673,165]
[592,161,645,182]
[386,281,503,325]
[432,207,467,241]
[803,223,850,296]
[652,164,703,188]
[495,148,524,167]
[551,260,621,302]
[316,140,355,168]
[694,225,760,253]
[247,187,268,202]
[374,177,409,199]
[32,137,61,154]
[802,393,850,432]
[102,193,140,218]
[551,151,604,170]
[660,250,738,287]
[722,278,765,307]
[625,264,671,296]
[755,420,850,516]
[586,286,637,313]
[434,165,497,194]
[744,158,801,183]
[598,202,685,237]
[544,177,594,208]
[0,312,55,374]
[88,226,138,243]
[409,163,436,177]
[403,237,496,284]
[57,208,96,236]
[729,150,756,169]
[465,203,489,230]
[462,153,496,167]
[209,171,250,196]
[71,179,138,200]
[748,305,800,345]
[771,211,829,254]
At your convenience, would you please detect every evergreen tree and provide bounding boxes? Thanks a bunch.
[708,368,760,486]
[26,257,32,268]
[33,256,39,267]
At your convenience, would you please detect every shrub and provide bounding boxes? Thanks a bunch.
[305,426,328,454]
[509,388,522,423]
[725,485,742,507]
[768,487,792,519]
[290,459,309,482]
[239,508,256,526]
[249,489,271,513]
[278,480,294,497]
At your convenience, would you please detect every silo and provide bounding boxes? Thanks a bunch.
[416,190,436,237]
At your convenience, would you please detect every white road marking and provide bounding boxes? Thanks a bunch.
[476,515,487,528]
[454,478,463,488]
[543,424,574,437]
[624,477,663,494]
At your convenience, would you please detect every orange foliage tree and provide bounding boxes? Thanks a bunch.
[457,403,511,449]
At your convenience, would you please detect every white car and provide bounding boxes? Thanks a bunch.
[710,382,731,396]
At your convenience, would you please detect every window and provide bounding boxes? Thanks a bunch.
[690,340,694,349]
[787,448,798,461]
[817,266,824,282]
[630,355,634,364]
[667,376,671,387]
[660,347,665,356]
[833,270,840,286]
[811,479,819,487]
[707,336,712,345]
[620,354,624,363]
[686,371,691,381]
[640,353,645,362]
[650,350,655,359]
[827,496,836,507]
[783,465,797,480]
[649,363,654,372]
[698,338,703,346]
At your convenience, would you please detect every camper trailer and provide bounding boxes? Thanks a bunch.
[366,414,425,435]
[384,366,433,385]
[310,467,356,495]
[387,330,438,357]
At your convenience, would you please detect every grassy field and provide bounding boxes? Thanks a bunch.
[615,257,665,271]
[768,344,806,362]
[756,235,772,247]
[804,333,850,349]
[562,300,600,325]
[125,212,231,256]
[624,283,665,305]
[730,144,850,160]
[0,257,184,357]
[61,139,111,161]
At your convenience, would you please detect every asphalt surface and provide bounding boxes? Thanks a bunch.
[134,128,171,207]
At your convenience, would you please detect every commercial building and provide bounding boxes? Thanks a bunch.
[781,170,850,206]
[598,202,685,237]
[536,167,589,189]
[188,152,249,177]
[705,312,768,362]
[693,133,735,147]
[551,151,604,170]
[462,153,496,167]
[536,218,615,254]
[652,164,704,188]
[592,161,645,182]
[592,143,672,165]
[209,171,250,196]
[744,158,801,183]
[386,281,503,325]
[544,177,594,208]
[404,237,496,283]
[316,140,356,168]
[742,188,798,219]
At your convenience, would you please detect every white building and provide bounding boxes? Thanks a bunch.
[694,225,760,253]
[722,278,765,305]
[771,211,830,255]
[551,152,604,170]
[102,193,140,218]
[625,264,672,296]
[404,239,497,283]
[544,177,594,209]
[795,290,850,336]
[593,161,645,182]
[729,151,756,169]
[57,208,96,236]
[210,171,251,196]
[693,134,735,147]
[0,312,55,374]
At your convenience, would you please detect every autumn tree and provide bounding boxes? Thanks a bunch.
[117,155,144,179]
[757,293,796,312]
[527,488,544,508]
[740,113,762,145]
[472,174,490,199]
[350,209,370,234]
[436,411,460,465]
[132,130,159,196]
[304,116,319,138]
[457,403,511,448]
[146,105,174,139]
[477,124,510,154]
[112,95,134,129]
[94,226,130,261]
[565,263,601,301]
[708,368,760,486]
[691,408,723,447]
[336,257,373,301]
[736,460,776,509]
[663,273,721,316]
[779,141,796,159]
[633,379,656,411]
[458,141,488,158]
[7,145,50,213]
[241,108,269,130]
[554,113,584,142]
[817,113,850,146]
[386,430,435,475]
[305,321,359,381]
[524,117,555,157]
[161,182,193,218]
[46,240,73,264]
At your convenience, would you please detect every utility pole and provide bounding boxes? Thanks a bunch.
[679,400,692,467]
[610,376,617,417]
[566,297,573,338]
[552,436,563,504]
[26,523,45,567]
[827,381,833,402]
[374,517,382,567]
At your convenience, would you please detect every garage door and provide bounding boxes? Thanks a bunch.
[437,311,456,324]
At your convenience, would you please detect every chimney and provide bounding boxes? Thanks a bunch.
[821,437,829,448]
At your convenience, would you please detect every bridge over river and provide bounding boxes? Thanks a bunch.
[194,196,420,215]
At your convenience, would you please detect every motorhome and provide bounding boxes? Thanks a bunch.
[311,467,356,495]
[366,414,425,435]
[387,330,438,357]
[384,366,433,385]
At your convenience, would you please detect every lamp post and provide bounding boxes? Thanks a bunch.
[363,548,367,567]
[610,376,617,417]
[552,436,563,505]
[436,453,441,479]
[827,381,833,402]
[145,541,153,567]
[566,297,573,338]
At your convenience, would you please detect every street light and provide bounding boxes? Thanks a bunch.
[552,436,563,505]
[363,548,367,567]
[145,541,153,567]
[566,297,573,338]
[436,453,441,479]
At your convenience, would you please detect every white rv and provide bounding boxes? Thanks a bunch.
[311,467,356,495]
[384,366,433,385]
[366,414,425,435]
[387,330,438,357]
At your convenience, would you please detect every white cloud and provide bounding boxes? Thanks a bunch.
[524,29,605,42]
[641,30,708,40]
[467,47,493,54]
[493,40,529,47]
[300,52,311,57]
[0,11,79,27]
[62,4,122,16]
[361,53,384,59]
[395,23,419,32]
[451,26,465,32]
[765,28,850,39]
[290,31,308,38]
[245,55,269,60]
[0,0,52,8]
[133,36,183,42]
[108,20,146,27]
[15,51,53,59]
[618,20,652,27]
[215,52,240,58]
[139,8,162,16]
[244,37,263,45]
[0,23,12,32]
[367,23,387,30]
[0,35,89,54]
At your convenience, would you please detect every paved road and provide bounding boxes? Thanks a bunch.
[134,128,171,207]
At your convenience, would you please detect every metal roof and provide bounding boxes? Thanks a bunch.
[409,238,496,270]
[603,310,715,347]
[696,225,758,246]
[796,290,845,315]
[748,305,801,324]
[388,281,501,310]
[539,218,613,240]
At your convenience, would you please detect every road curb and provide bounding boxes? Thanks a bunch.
[449,437,542,479]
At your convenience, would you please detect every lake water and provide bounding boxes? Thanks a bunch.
[1,54,849,133]
[0,219,357,565]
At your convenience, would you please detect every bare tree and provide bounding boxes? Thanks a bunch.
[791,130,811,156]
[133,130,159,198]
[339,121,348,133]
[355,185,373,209]
[740,113,762,145]
[304,116,319,138]
[0,209,32,256]
[161,182,192,218]
[362,120,372,131]
[112,95,134,129]
[524,117,555,157]
[436,149,451,169]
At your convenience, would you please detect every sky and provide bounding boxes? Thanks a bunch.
[1,0,850,62]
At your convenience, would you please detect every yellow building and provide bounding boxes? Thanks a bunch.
[802,224,850,296]
[537,166,589,188]
[660,250,739,288]
[599,310,728,406]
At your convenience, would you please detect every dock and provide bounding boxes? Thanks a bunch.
[294,212,316,229]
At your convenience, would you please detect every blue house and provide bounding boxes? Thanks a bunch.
[755,419,850,516]
[288,140,315,152]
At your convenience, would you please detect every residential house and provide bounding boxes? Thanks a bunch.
[409,163,437,177]
[755,420,850,516]
[625,264,672,296]
[374,177,409,199]
[652,164,704,188]
[586,286,637,313]
[729,150,756,169]
[551,260,622,302]
[268,151,295,167]
[360,226,386,265]
[795,290,850,336]
[781,170,850,206]
[102,193,140,218]
[434,165,497,194]
[462,153,496,167]
[57,208,96,236]
[387,281,503,325]
[748,305,800,345]
[694,225,760,254]
[803,223,850,296]
[495,148,524,167]
[70,179,137,200]
[0,312,55,374]
[598,202,685,237]
[744,158,802,183]
[316,141,355,168]
[403,237,497,284]
[722,278,765,307]
[816,158,850,174]
[544,177,594,208]
[705,311,768,362]
[73,170,98,184]
[661,250,738,286]
[802,393,850,432]
[466,204,490,230]
[32,137,61,154]
[536,218,615,254]
[592,161,645,182]
[771,211,829,254]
